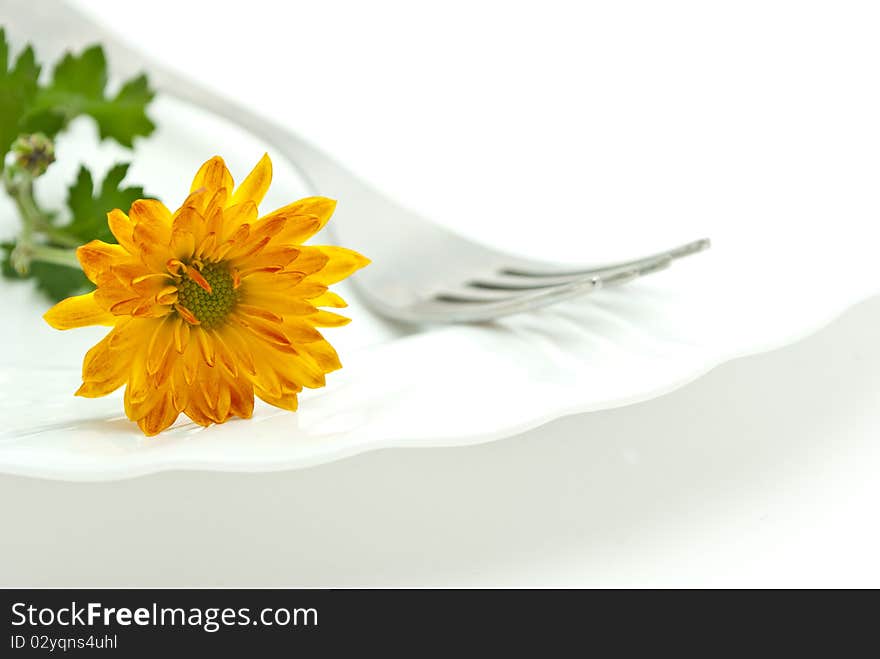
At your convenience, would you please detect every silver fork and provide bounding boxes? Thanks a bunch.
[5,0,710,323]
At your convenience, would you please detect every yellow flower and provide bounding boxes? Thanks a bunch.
[44,154,369,436]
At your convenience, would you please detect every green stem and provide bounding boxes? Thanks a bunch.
[11,178,42,231]
[28,244,81,269]
[36,222,83,248]
[3,169,82,271]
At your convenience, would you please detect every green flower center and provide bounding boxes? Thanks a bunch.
[176,261,237,329]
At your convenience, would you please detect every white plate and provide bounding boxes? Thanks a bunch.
[0,96,877,481]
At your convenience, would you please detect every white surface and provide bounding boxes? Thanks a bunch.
[0,92,874,480]
[1,0,879,584]
[1,295,879,588]
[5,0,880,478]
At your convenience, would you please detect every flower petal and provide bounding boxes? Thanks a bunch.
[239,287,318,316]
[299,338,342,373]
[194,326,215,366]
[286,247,329,275]
[255,387,299,412]
[170,362,190,410]
[146,317,176,375]
[186,383,220,424]
[233,313,292,348]
[129,198,173,228]
[212,330,239,377]
[217,324,256,376]
[234,246,300,273]
[308,310,351,327]
[190,156,234,195]
[76,328,134,397]
[106,209,137,254]
[310,290,348,308]
[229,153,272,209]
[261,197,337,245]
[228,377,255,419]
[281,319,325,343]
[131,201,174,270]
[307,246,370,285]
[77,240,129,284]
[219,201,257,239]
[202,187,229,220]
[170,206,202,259]
[137,390,180,436]
[44,292,116,330]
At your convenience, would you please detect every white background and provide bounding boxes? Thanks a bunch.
[1,0,880,586]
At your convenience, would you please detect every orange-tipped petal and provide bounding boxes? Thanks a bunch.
[186,266,212,293]
[155,285,179,305]
[166,258,187,277]
[176,304,200,325]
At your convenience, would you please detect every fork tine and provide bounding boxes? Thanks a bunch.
[400,238,710,323]
[497,238,710,281]
[442,260,666,301]
[415,265,646,321]
[469,255,672,290]
[408,276,602,323]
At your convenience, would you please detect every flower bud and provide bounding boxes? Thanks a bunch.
[11,133,56,178]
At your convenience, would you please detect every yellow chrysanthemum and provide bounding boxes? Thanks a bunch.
[43,154,369,436]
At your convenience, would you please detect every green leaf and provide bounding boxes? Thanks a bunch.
[22,44,155,147]
[52,45,107,99]
[88,74,156,147]
[29,261,91,300]
[0,242,91,301]
[0,28,42,171]
[65,163,147,243]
